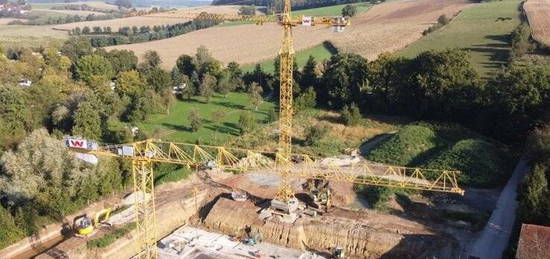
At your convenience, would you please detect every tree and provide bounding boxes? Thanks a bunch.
[341,103,362,126]
[105,49,138,74]
[248,82,263,110]
[211,110,226,142]
[0,129,95,218]
[146,68,173,93]
[300,55,318,90]
[199,74,216,103]
[295,87,317,111]
[226,61,243,80]
[511,23,533,59]
[175,54,196,77]
[216,75,235,97]
[320,53,369,109]
[238,112,256,135]
[519,164,549,224]
[304,125,328,146]
[60,37,93,62]
[188,109,202,132]
[75,54,114,85]
[116,70,145,97]
[437,15,449,25]
[72,101,101,139]
[140,50,161,71]
[341,4,357,17]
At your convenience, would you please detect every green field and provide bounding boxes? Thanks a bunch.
[243,42,337,73]
[398,0,522,76]
[137,92,275,145]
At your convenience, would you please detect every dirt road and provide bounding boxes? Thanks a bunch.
[467,158,529,259]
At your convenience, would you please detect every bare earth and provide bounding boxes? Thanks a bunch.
[524,0,550,47]
[107,0,472,70]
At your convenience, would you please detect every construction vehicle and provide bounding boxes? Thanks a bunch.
[332,247,345,259]
[304,179,332,210]
[72,208,112,237]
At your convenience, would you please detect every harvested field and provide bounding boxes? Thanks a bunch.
[524,0,550,47]
[31,1,119,11]
[52,5,242,32]
[35,9,105,16]
[0,18,21,25]
[107,0,472,69]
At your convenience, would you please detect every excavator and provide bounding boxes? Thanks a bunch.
[73,208,112,236]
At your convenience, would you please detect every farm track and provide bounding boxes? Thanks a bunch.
[107,0,472,69]
[524,0,550,47]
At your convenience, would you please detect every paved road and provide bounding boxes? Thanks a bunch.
[467,158,530,259]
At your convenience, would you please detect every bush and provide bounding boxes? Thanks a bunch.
[341,4,357,17]
[154,164,191,186]
[238,112,256,135]
[0,206,24,249]
[304,125,328,146]
[87,223,136,249]
[341,103,362,126]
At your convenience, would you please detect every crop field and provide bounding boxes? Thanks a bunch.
[524,0,550,47]
[398,0,521,76]
[137,92,275,145]
[107,0,471,70]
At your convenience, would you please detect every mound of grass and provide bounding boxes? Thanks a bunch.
[366,124,438,165]
[87,223,136,249]
[422,139,507,187]
[366,122,513,187]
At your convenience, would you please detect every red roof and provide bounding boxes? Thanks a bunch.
[517,224,550,259]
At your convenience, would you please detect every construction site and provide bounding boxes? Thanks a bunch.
[0,0,518,258]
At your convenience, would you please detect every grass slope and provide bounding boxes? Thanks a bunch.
[398,0,522,76]
[292,2,372,16]
[366,123,513,187]
[137,92,275,145]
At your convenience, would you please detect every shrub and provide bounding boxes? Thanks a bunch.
[304,125,328,146]
[238,112,256,135]
[341,103,362,126]
[87,223,136,249]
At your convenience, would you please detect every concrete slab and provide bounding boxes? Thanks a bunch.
[158,226,326,259]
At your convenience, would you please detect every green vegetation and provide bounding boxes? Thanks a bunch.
[87,223,136,249]
[399,0,522,76]
[137,93,274,144]
[154,164,191,186]
[366,123,512,187]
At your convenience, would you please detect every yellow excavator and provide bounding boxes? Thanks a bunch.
[73,208,112,236]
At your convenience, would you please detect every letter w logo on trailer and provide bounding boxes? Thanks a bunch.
[68,139,87,149]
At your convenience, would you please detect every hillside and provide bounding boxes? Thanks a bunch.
[106,0,472,69]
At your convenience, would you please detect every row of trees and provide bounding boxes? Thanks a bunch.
[72,19,221,47]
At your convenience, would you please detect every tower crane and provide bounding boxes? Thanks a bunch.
[65,3,464,259]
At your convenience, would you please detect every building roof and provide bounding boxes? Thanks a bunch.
[517,224,550,259]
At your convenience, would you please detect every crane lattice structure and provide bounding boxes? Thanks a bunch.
[67,3,463,259]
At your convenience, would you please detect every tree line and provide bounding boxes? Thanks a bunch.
[71,19,221,47]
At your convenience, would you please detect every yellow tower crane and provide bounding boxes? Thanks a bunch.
[66,4,461,259]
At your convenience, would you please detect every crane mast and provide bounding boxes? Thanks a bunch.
[275,0,297,203]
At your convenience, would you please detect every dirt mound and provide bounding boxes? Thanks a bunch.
[202,197,460,258]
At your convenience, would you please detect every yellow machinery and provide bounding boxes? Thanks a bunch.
[72,208,112,237]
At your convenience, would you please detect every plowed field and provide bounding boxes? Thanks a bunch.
[524,0,550,47]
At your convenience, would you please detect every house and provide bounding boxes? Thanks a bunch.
[516,224,550,259]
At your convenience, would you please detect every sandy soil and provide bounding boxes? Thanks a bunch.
[524,0,550,47]
[106,0,472,69]
[0,18,21,25]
